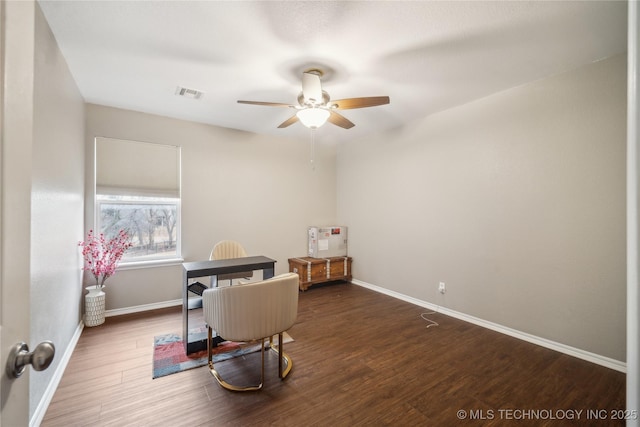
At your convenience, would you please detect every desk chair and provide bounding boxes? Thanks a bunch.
[209,240,254,286]
[202,272,299,391]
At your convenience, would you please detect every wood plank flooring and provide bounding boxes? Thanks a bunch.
[42,283,626,426]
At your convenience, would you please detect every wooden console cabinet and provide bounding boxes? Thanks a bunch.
[288,256,352,291]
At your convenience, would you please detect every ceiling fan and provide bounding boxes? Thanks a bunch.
[237,70,390,130]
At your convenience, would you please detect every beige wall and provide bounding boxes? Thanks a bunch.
[31,2,86,419]
[337,54,626,361]
[85,104,337,310]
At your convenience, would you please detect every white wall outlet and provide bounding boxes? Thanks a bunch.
[438,282,446,294]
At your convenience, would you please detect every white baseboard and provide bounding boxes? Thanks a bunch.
[351,279,626,373]
[105,298,182,317]
[30,321,84,427]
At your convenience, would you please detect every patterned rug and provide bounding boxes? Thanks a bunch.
[152,331,293,379]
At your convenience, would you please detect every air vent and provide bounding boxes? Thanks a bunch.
[175,86,204,100]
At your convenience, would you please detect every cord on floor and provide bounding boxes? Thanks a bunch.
[420,308,439,328]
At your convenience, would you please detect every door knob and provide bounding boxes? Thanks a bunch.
[7,341,55,378]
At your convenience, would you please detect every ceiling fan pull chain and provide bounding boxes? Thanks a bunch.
[310,129,316,171]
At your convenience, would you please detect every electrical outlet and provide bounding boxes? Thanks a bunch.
[438,282,446,294]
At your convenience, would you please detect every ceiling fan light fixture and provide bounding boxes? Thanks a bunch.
[296,108,330,129]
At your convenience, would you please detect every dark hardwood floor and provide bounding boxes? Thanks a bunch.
[42,282,625,426]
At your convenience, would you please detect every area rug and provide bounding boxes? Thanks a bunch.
[152,331,293,379]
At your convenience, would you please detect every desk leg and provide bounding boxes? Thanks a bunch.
[263,263,275,280]
[183,272,209,354]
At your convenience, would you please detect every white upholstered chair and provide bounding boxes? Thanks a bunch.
[209,240,253,286]
[202,272,299,391]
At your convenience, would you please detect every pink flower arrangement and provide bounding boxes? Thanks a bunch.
[78,229,133,288]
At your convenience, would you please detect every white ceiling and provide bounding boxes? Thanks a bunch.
[38,0,627,145]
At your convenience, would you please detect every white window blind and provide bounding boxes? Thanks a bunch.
[96,137,180,198]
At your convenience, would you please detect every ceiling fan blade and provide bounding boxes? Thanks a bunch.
[302,72,323,104]
[277,114,300,128]
[237,100,294,108]
[329,96,390,110]
[327,111,355,129]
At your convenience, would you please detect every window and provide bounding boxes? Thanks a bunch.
[95,137,181,264]
[97,196,179,261]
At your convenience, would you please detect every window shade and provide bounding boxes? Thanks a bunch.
[96,137,180,198]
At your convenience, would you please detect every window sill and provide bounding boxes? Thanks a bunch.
[118,258,185,271]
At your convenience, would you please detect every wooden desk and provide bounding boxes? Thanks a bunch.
[182,256,276,354]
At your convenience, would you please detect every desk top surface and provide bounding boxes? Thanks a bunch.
[183,255,276,277]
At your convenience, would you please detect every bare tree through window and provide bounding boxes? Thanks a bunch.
[99,199,178,260]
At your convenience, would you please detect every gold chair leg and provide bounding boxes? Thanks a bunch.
[269,332,293,379]
[208,330,264,391]
[260,337,265,386]
[278,333,283,377]
[207,332,291,391]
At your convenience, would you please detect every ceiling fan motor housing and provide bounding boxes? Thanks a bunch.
[297,91,330,107]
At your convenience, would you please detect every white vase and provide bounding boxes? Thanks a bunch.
[85,286,106,327]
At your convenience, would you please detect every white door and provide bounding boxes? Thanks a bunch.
[0,1,37,425]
